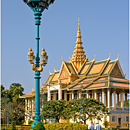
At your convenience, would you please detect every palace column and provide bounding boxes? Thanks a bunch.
[58,85,62,100]
[86,90,89,98]
[110,92,112,107]
[117,92,119,107]
[28,98,29,110]
[53,93,56,101]
[32,99,34,113]
[113,90,116,108]
[120,91,124,108]
[79,91,81,99]
[69,92,72,101]
[97,92,100,101]
[125,92,127,107]
[72,91,74,100]
[94,90,97,100]
[107,88,110,108]
[64,91,67,101]
[30,99,32,111]
[47,85,51,101]
[25,98,27,111]
[102,89,105,104]
[92,90,94,99]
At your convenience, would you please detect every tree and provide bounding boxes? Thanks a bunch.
[33,122,45,130]
[61,100,78,122]
[10,121,16,130]
[1,93,11,124]
[61,98,109,124]
[1,84,6,104]
[43,100,65,122]
[8,83,24,103]
[1,83,25,124]
[9,102,25,122]
[103,120,109,128]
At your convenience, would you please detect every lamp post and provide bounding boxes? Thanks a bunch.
[23,0,55,129]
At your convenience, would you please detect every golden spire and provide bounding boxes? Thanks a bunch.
[70,17,87,69]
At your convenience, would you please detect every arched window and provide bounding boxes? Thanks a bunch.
[126,116,129,122]
[112,115,115,122]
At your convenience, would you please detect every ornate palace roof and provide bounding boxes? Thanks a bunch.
[20,19,129,98]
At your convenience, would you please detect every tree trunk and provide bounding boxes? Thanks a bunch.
[56,117,59,122]
[83,120,86,124]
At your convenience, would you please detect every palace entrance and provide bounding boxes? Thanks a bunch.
[118,118,121,127]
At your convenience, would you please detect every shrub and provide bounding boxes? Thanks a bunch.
[119,129,129,130]
[112,128,117,130]
[33,122,45,130]
[44,122,88,130]
[103,121,109,128]
[16,120,21,125]
[21,120,25,124]
[10,121,16,130]
[28,120,33,124]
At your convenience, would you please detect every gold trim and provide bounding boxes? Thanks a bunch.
[32,63,43,72]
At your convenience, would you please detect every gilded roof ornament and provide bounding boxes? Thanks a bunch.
[93,55,96,61]
[61,57,64,61]
[49,70,52,74]
[109,53,111,60]
[54,67,56,72]
[117,54,119,60]
[70,17,87,69]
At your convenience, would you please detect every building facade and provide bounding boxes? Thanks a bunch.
[20,19,129,128]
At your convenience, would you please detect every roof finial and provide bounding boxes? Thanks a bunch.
[117,54,119,60]
[54,67,56,72]
[78,16,80,27]
[61,57,63,61]
[49,70,52,74]
[109,53,111,59]
[93,55,96,61]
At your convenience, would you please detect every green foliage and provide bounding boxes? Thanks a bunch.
[61,98,109,124]
[119,129,129,130]
[43,98,109,125]
[1,83,25,124]
[44,122,88,130]
[8,83,24,103]
[33,122,45,130]
[16,120,21,125]
[21,120,25,124]
[43,99,66,122]
[112,128,117,130]
[10,121,16,130]
[103,120,109,128]
[28,120,34,124]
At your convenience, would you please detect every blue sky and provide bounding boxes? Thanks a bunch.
[2,0,129,94]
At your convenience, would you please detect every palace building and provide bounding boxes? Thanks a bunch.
[20,19,129,128]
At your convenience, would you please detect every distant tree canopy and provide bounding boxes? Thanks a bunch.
[43,98,109,124]
[1,83,25,123]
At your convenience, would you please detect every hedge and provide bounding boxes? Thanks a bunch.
[44,122,88,130]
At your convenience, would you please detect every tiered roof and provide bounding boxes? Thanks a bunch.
[20,19,129,98]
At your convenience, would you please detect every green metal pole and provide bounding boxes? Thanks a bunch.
[31,11,42,129]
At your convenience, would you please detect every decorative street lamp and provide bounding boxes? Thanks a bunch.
[23,0,55,129]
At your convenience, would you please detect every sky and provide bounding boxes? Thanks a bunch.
[1,0,129,94]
